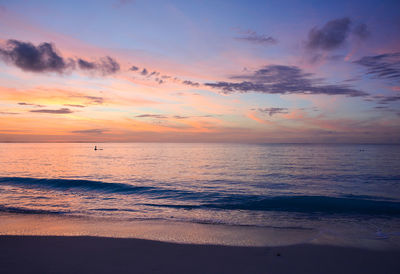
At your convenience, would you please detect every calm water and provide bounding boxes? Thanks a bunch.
[0,143,399,247]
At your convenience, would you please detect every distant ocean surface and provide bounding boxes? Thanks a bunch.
[1,143,400,247]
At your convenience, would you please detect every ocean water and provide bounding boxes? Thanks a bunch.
[0,143,399,248]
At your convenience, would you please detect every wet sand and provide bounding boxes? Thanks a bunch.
[0,235,399,274]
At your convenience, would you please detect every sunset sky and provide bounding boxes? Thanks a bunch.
[0,0,399,143]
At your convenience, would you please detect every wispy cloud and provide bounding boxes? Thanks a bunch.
[71,128,107,134]
[30,108,73,114]
[258,107,289,116]
[18,102,45,107]
[235,30,277,46]
[354,52,400,82]
[372,95,400,105]
[0,111,19,115]
[205,65,367,97]
[63,104,86,108]
[81,96,104,104]
[135,114,168,119]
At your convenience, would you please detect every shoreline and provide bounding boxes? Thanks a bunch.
[1,235,399,274]
[1,212,399,250]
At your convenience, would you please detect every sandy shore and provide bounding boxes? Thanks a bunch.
[0,236,399,274]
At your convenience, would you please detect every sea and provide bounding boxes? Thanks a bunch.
[0,143,399,248]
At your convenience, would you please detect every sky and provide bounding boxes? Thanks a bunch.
[0,0,399,143]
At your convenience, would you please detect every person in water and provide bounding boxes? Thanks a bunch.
[94,146,97,151]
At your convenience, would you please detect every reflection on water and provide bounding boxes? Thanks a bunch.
[0,143,399,248]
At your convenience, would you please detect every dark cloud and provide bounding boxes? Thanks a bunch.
[129,65,139,71]
[352,23,370,40]
[182,80,200,87]
[148,71,160,77]
[354,52,400,82]
[258,107,289,116]
[71,128,106,134]
[306,18,351,50]
[0,40,70,73]
[78,58,96,70]
[136,114,168,119]
[0,39,120,76]
[173,115,189,119]
[77,59,96,70]
[64,104,86,108]
[372,95,400,105]
[235,30,277,46]
[78,56,120,75]
[30,108,73,114]
[18,102,45,107]
[205,65,367,97]
[141,68,148,75]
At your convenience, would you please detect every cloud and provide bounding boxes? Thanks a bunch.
[306,18,351,50]
[135,114,168,119]
[141,68,148,75]
[0,111,19,115]
[0,39,120,76]
[129,65,199,87]
[305,18,371,52]
[77,56,120,75]
[372,95,400,105]
[98,57,120,74]
[155,78,164,84]
[182,80,200,87]
[354,52,400,82]
[77,59,96,70]
[173,115,189,119]
[135,114,211,120]
[129,65,139,71]
[0,40,70,73]
[352,23,370,40]
[235,30,277,46]
[71,129,106,134]
[30,108,73,114]
[258,107,289,116]
[81,96,104,104]
[64,104,86,108]
[205,65,367,97]
[148,71,159,77]
[18,102,45,107]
